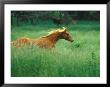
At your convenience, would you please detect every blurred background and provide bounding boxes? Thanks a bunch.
[11,11,100,26]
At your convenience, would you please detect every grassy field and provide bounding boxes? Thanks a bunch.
[11,21,100,77]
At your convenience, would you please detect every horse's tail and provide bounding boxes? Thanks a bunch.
[11,37,31,48]
[11,40,19,47]
[11,41,16,48]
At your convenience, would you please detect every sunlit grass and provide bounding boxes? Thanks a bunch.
[11,20,100,77]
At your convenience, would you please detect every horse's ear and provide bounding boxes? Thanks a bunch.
[62,27,67,31]
[62,27,66,29]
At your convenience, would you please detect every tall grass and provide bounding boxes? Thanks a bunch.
[11,20,100,77]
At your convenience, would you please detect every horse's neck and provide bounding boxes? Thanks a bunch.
[46,34,60,43]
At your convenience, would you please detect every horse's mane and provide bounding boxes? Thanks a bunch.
[42,27,66,38]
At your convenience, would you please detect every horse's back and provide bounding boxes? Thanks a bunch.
[32,37,54,48]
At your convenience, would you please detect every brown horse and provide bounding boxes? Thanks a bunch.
[11,27,74,48]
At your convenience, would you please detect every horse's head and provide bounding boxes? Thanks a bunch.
[59,27,74,42]
[46,27,74,42]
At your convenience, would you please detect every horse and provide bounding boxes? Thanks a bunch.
[11,27,74,48]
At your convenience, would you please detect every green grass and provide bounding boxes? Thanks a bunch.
[11,20,100,77]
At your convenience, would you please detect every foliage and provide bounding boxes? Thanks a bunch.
[11,11,100,26]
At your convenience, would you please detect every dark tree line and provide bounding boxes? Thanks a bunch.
[11,11,100,26]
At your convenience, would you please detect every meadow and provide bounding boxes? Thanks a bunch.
[11,20,100,77]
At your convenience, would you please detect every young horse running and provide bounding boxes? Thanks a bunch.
[11,27,74,48]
